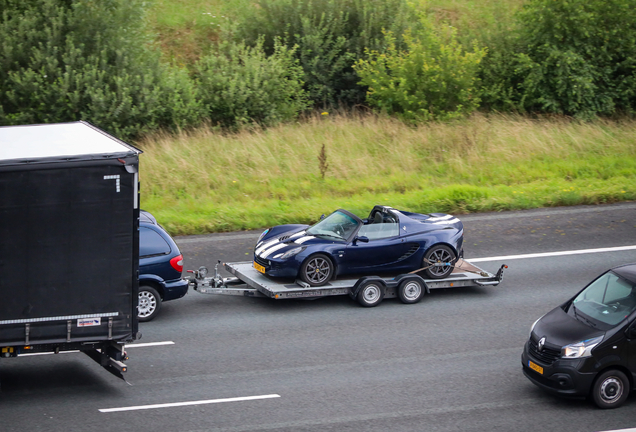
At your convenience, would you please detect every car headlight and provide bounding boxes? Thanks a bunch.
[279,247,305,260]
[562,335,604,359]
[257,228,270,244]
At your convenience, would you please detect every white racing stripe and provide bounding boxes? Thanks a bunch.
[292,236,315,244]
[99,394,281,413]
[259,243,288,259]
[470,245,636,263]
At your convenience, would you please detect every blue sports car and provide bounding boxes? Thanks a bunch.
[253,205,464,287]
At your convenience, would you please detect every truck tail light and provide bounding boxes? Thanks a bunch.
[170,254,184,272]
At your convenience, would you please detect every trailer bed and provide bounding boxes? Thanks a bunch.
[191,259,506,303]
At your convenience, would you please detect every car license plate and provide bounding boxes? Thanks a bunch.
[528,360,543,375]
[253,261,266,274]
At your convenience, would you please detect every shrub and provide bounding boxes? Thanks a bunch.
[0,0,202,139]
[193,38,309,128]
[234,0,416,108]
[355,24,486,121]
[513,0,636,118]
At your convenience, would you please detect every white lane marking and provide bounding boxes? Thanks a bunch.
[99,394,281,413]
[598,429,636,432]
[18,341,174,356]
[470,245,636,263]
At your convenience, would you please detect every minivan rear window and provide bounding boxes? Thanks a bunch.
[140,227,171,257]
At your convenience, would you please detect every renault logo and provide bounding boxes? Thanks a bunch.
[538,337,546,352]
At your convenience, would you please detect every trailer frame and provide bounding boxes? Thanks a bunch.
[188,259,506,307]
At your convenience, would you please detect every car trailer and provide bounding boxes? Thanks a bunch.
[188,259,507,307]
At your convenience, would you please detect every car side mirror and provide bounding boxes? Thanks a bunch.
[353,236,369,245]
[320,214,325,220]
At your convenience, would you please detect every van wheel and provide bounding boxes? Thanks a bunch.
[138,286,162,322]
[592,370,630,409]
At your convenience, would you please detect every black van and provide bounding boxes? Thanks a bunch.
[522,263,636,408]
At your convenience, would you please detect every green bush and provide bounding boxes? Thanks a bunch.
[483,0,636,118]
[355,24,486,121]
[0,0,202,139]
[193,38,310,128]
[234,0,416,108]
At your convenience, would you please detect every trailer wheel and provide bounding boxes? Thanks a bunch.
[592,369,630,409]
[300,254,333,287]
[138,286,162,322]
[423,245,456,279]
[397,278,425,304]
[357,281,385,307]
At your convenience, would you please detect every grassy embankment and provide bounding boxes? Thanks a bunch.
[139,113,636,235]
[141,0,635,235]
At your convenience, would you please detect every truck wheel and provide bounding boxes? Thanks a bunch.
[357,281,384,307]
[397,278,425,304]
[138,286,162,322]
[423,245,456,279]
[300,254,333,287]
[592,369,630,409]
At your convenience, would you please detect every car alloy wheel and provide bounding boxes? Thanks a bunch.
[300,254,333,287]
[423,245,456,279]
[138,285,162,322]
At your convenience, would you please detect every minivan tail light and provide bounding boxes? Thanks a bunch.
[170,254,184,273]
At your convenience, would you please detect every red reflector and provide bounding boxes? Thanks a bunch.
[170,254,184,272]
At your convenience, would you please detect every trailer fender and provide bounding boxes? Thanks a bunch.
[349,276,387,299]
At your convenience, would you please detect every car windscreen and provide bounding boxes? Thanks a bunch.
[569,271,636,328]
[306,210,359,241]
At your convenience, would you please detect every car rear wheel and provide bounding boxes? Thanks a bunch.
[300,254,333,287]
[397,277,425,304]
[423,245,456,279]
[592,369,630,409]
[138,285,162,322]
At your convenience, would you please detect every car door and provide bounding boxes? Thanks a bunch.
[343,221,411,272]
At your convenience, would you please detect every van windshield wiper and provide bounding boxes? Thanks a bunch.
[572,303,597,328]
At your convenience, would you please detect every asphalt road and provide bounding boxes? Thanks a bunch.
[2,202,636,432]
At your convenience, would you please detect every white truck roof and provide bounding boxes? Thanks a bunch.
[0,121,141,164]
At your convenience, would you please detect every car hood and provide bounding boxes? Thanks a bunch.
[255,226,318,260]
[533,306,605,348]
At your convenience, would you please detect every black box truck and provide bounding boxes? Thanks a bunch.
[0,121,141,380]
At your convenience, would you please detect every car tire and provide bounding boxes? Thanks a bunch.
[397,277,425,304]
[356,280,385,307]
[423,245,456,279]
[300,254,333,287]
[592,369,630,409]
[138,285,162,322]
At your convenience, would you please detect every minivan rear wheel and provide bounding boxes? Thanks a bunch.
[138,285,162,322]
[592,369,630,409]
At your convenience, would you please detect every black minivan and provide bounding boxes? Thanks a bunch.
[522,263,636,408]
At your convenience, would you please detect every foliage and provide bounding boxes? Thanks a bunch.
[0,0,202,139]
[194,38,310,128]
[233,0,416,108]
[484,0,636,118]
[355,24,486,121]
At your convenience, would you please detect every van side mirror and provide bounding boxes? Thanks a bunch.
[626,326,636,339]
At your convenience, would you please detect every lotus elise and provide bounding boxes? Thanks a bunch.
[253,205,464,287]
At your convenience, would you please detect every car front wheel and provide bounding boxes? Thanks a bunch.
[592,369,630,409]
[299,254,333,287]
[138,285,162,322]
